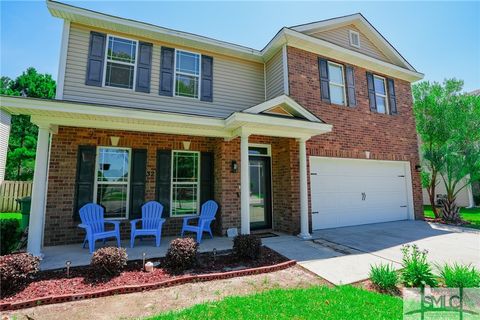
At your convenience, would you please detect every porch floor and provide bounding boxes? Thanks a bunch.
[41,236,233,270]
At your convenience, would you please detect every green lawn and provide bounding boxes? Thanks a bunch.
[0,212,22,220]
[148,286,402,320]
[424,205,480,229]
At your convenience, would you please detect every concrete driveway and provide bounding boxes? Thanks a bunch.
[264,220,480,285]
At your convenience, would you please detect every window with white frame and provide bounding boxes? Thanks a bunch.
[171,151,200,216]
[328,62,346,105]
[95,147,131,219]
[104,36,137,89]
[373,75,389,114]
[175,50,200,99]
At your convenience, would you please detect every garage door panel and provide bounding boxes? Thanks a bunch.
[310,157,410,230]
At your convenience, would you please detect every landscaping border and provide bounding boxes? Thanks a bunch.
[0,260,296,311]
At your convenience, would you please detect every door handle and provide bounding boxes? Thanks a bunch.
[312,211,319,214]
[361,192,366,201]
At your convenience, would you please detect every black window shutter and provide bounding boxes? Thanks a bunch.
[73,146,96,220]
[156,150,171,217]
[200,55,213,102]
[366,72,377,112]
[318,58,330,103]
[135,42,153,93]
[200,152,214,205]
[129,149,147,219]
[387,78,397,115]
[85,32,106,87]
[345,66,356,107]
[159,47,175,96]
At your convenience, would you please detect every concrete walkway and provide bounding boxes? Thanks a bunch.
[264,221,480,285]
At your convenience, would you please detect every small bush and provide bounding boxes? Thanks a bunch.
[91,247,128,276]
[401,244,437,288]
[0,219,22,255]
[438,263,480,288]
[369,264,398,292]
[233,234,262,260]
[164,238,198,273]
[0,253,40,296]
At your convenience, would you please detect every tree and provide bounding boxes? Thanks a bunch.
[412,79,462,218]
[413,79,480,221]
[1,68,56,181]
[439,93,480,221]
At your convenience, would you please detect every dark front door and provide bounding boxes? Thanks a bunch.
[249,156,272,230]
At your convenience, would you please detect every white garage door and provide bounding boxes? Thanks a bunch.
[310,157,412,230]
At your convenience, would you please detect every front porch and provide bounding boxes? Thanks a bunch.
[41,236,234,270]
[1,95,332,256]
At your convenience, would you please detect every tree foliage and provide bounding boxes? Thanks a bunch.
[1,68,56,181]
[413,79,480,221]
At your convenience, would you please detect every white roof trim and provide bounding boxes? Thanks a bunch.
[242,95,322,123]
[1,96,332,140]
[290,13,416,72]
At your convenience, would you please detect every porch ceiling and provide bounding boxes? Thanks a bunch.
[1,95,332,140]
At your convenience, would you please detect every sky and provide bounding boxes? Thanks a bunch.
[1,1,479,92]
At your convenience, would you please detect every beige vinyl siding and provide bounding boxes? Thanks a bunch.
[310,25,391,63]
[63,24,265,118]
[265,49,285,100]
[0,110,11,183]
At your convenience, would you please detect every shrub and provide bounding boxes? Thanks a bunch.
[164,238,198,273]
[91,247,128,276]
[0,219,22,255]
[438,263,480,288]
[369,263,398,292]
[233,234,262,260]
[401,244,437,288]
[0,253,40,296]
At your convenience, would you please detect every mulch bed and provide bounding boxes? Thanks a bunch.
[352,279,403,297]
[0,247,290,309]
[424,217,472,228]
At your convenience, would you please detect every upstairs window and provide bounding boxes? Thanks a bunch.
[175,50,200,99]
[349,30,360,48]
[373,75,388,114]
[104,36,137,89]
[327,62,346,106]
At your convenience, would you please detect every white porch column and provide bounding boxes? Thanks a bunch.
[27,126,51,256]
[298,138,311,239]
[0,109,11,184]
[240,132,250,234]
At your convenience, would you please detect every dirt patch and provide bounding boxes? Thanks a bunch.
[5,265,327,320]
[1,247,286,303]
[351,279,403,297]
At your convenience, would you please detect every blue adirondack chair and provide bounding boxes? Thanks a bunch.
[130,201,166,248]
[78,203,121,254]
[181,200,218,243]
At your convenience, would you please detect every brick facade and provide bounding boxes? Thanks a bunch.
[287,46,424,229]
[44,127,299,245]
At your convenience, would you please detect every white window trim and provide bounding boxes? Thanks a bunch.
[327,61,347,106]
[170,150,201,217]
[174,49,202,100]
[373,75,389,114]
[102,34,139,91]
[248,143,271,157]
[93,146,132,220]
[349,30,361,48]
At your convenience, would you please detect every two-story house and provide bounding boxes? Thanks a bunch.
[0,0,424,256]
